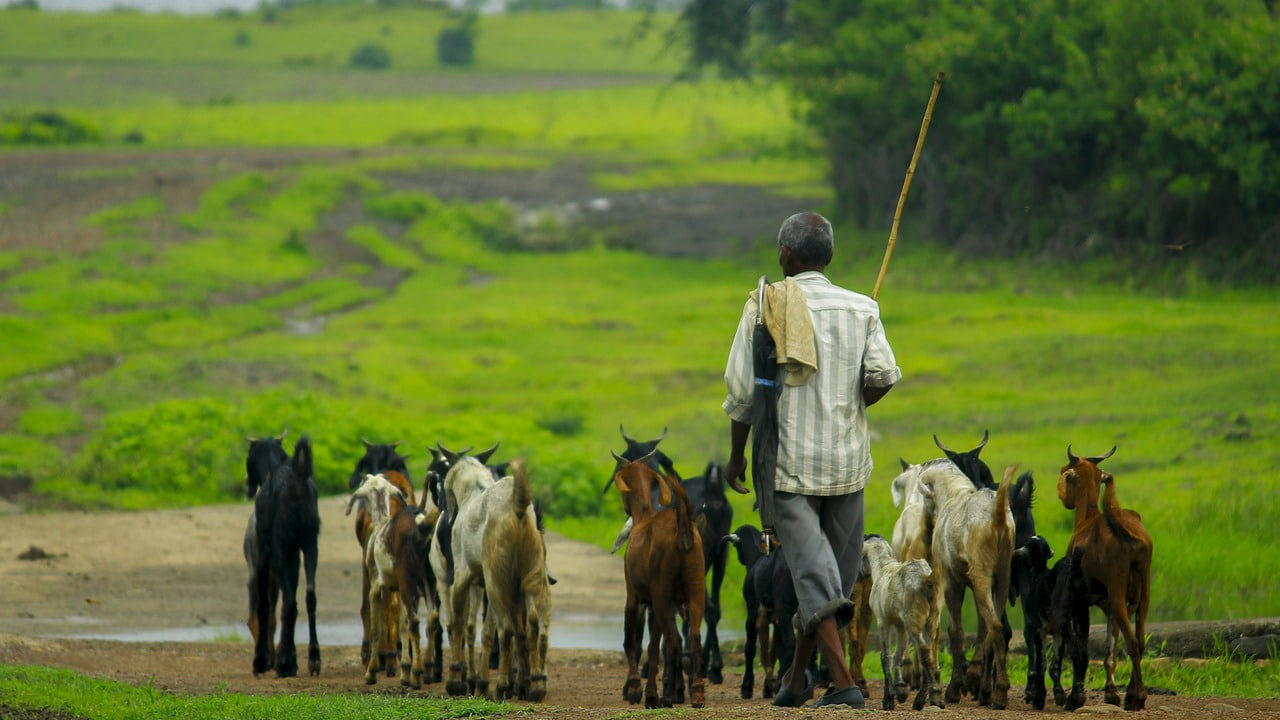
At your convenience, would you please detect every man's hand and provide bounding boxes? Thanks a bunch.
[724,455,750,495]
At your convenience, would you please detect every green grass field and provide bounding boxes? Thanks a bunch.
[1,4,1277,633]
[0,664,513,720]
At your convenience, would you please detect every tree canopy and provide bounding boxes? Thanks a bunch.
[670,0,1280,279]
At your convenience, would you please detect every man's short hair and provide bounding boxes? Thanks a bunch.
[777,212,834,266]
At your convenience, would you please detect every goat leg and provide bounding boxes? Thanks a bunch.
[740,606,757,698]
[622,599,643,704]
[942,584,967,704]
[880,627,896,711]
[303,543,320,676]
[1103,617,1121,706]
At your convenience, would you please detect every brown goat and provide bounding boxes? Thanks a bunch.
[353,469,416,677]
[612,450,706,709]
[1058,446,1152,711]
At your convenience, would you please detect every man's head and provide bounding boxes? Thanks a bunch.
[777,211,833,275]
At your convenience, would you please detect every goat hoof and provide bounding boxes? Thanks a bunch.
[1066,688,1086,712]
[446,680,469,697]
[1054,688,1068,706]
[365,672,377,685]
[1105,687,1122,707]
[944,682,963,704]
[644,695,659,709]
[708,667,723,685]
[1125,691,1146,712]
[896,683,909,703]
[528,684,546,703]
[991,688,1009,710]
[882,697,895,711]
[474,679,489,695]
[741,686,753,699]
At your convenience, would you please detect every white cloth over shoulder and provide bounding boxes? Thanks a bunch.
[722,271,901,496]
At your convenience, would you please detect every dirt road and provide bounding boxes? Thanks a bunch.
[1,501,1277,718]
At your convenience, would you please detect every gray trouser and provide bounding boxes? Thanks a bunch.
[774,490,864,638]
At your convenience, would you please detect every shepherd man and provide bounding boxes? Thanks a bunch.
[721,211,901,709]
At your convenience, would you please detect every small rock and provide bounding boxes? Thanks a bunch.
[1205,703,1242,713]
[1254,659,1269,668]
[17,545,63,561]
[1146,656,1174,669]
[1181,657,1209,667]
[1075,704,1125,713]
[922,706,945,713]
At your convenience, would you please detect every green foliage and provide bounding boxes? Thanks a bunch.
[85,195,165,230]
[349,41,392,70]
[0,111,100,145]
[671,0,1280,280]
[0,434,57,478]
[17,405,82,437]
[0,663,516,720]
[436,13,478,67]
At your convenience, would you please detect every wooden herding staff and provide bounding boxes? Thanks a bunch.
[872,71,944,300]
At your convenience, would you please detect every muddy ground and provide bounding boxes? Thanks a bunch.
[1,499,1278,719]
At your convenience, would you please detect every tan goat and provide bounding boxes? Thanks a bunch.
[453,459,551,701]
[920,463,1015,708]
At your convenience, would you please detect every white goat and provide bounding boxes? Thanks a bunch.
[864,534,944,711]
[890,458,955,562]
[920,463,1016,708]
[437,456,496,696]
[451,459,551,701]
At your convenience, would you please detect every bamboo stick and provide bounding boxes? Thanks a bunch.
[872,71,944,301]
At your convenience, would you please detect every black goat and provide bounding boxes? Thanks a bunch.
[249,435,321,677]
[681,461,733,685]
[243,433,288,669]
[725,524,782,699]
[348,437,409,489]
[932,430,995,489]
[1010,537,1091,711]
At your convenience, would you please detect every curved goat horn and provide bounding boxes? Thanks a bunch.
[474,441,501,465]
[619,424,637,446]
[362,437,374,449]
[635,449,658,468]
[1066,445,1079,464]
[277,429,288,442]
[389,440,402,449]
[1086,445,1118,465]
[973,429,989,453]
[611,450,629,466]
[933,434,954,454]
[650,427,669,445]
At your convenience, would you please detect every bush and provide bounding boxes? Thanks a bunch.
[0,111,101,146]
[436,14,477,67]
[348,41,391,70]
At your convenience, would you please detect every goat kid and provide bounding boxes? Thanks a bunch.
[863,534,944,710]
[1010,536,1091,711]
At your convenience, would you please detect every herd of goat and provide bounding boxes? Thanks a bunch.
[240,427,1153,712]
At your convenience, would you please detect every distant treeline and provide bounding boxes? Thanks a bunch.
[673,0,1280,280]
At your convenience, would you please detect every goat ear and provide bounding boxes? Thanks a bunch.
[654,470,673,508]
[611,470,630,494]
[345,492,363,516]
[899,457,910,471]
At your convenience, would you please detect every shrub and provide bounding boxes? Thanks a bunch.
[436,14,477,67]
[233,29,251,47]
[18,406,83,437]
[349,41,391,70]
[0,111,101,146]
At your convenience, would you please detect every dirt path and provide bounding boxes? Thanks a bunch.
[1,501,1278,718]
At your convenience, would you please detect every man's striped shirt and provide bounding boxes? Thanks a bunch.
[722,271,901,496]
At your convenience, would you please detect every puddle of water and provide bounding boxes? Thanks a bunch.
[54,613,740,651]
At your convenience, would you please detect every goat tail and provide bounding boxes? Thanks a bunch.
[992,466,1014,542]
[668,474,696,553]
[292,435,313,482]
[509,458,533,521]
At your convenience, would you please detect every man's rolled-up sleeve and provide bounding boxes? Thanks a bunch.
[722,299,756,423]
[862,314,902,388]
